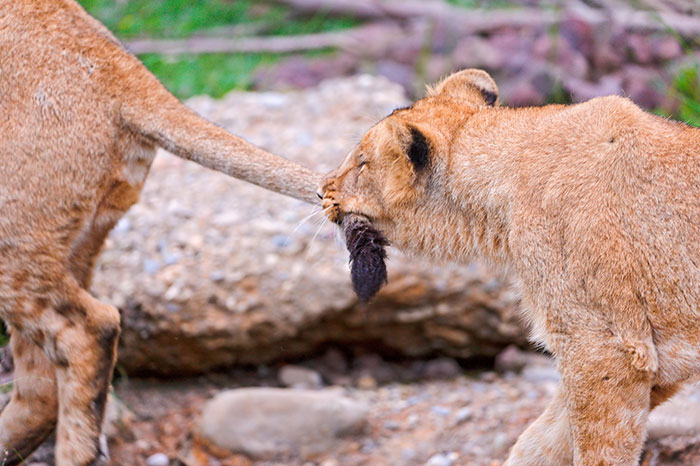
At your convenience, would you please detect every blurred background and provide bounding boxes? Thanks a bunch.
[79,0,700,122]
[4,1,700,465]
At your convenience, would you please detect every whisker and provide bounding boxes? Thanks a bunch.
[305,216,330,260]
[285,205,324,246]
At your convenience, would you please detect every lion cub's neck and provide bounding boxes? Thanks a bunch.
[438,107,556,267]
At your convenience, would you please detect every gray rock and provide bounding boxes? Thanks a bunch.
[278,365,323,389]
[198,387,368,460]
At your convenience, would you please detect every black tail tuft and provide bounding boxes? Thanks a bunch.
[342,214,389,303]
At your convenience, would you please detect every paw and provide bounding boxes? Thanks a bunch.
[320,179,343,224]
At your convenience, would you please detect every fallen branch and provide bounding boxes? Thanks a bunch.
[125,22,401,55]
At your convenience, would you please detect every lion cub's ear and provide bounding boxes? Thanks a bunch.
[391,124,431,172]
[428,68,499,106]
[406,127,430,171]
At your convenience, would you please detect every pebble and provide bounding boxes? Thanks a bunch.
[384,420,400,430]
[146,452,169,466]
[491,432,509,455]
[401,448,417,461]
[453,406,473,425]
[423,357,461,379]
[278,365,323,389]
[356,374,378,390]
[431,405,451,417]
[426,451,459,466]
[521,366,560,383]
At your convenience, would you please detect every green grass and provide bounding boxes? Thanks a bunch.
[139,52,280,99]
[80,0,261,38]
[0,321,6,348]
[668,65,700,126]
[77,0,357,99]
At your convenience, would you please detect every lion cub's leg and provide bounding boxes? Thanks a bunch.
[0,333,58,465]
[504,387,572,465]
[6,279,120,466]
[52,290,120,466]
[556,331,654,466]
[505,381,680,466]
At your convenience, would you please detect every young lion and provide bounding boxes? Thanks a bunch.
[321,68,700,465]
[0,1,319,464]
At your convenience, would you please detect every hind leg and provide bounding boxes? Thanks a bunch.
[50,289,120,465]
[6,276,120,466]
[0,332,58,465]
[504,386,572,465]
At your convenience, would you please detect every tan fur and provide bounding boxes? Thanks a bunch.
[0,1,320,464]
[321,68,700,465]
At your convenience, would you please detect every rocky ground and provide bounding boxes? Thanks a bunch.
[7,76,700,465]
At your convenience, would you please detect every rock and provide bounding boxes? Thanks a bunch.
[92,76,529,376]
[565,75,623,103]
[652,37,683,62]
[356,374,378,390]
[453,406,473,425]
[621,65,666,110]
[354,354,397,384]
[495,345,553,373]
[145,453,169,466]
[198,388,368,460]
[278,365,323,389]
[427,451,459,466]
[521,365,560,384]
[423,357,461,379]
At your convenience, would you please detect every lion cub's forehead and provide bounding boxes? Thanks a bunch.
[387,97,474,130]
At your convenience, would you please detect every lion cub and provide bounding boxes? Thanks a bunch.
[0,1,319,465]
[321,68,700,465]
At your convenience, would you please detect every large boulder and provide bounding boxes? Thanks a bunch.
[92,76,528,375]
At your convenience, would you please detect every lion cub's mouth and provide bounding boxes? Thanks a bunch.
[341,213,389,303]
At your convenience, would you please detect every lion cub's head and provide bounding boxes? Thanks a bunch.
[320,69,499,264]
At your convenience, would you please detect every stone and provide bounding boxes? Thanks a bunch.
[145,453,169,466]
[427,451,459,466]
[198,388,368,460]
[495,345,553,374]
[423,357,461,379]
[278,365,323,389]
[453,407,473,425]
